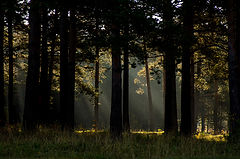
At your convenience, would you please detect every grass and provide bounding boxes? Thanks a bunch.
[0,128,239,159]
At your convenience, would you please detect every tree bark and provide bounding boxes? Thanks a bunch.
[123,20,130,132]
[39,4,49,124]
[196,62,204,133]
[201,105,205,133]
[67,8,76,130]
[7,6,18,125]
[164,52,178,133]
[190,57,195,133]
[94,3,100,130]
[180,0,194,136]
[227,0,240,140]
[48,10,58,121]
[23,0,41,130]
[60,6,69,130]
[0,5,6,127]
[213,81,220,134]
[163,0,178,134]
[144,41,153,131]
[110,1,122,138]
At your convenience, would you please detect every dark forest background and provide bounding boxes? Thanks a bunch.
[0,0,240,140]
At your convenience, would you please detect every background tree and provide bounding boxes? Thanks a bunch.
[7,1,15,125]
[94,0,100,130]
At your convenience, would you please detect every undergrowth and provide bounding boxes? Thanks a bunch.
[0,128,239,159]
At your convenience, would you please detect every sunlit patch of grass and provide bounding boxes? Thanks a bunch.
[75,129,105,134]
[131,130,226,142]
[195,133,226,142]
[131,129,164,135]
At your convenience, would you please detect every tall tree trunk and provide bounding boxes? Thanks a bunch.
[227,0,240,140]
[201,105,205,133]
[180,0,194,136]
[94,3,100,130]
[67,8,76,130]
[48,10,58,120]
[164,52,178,133]
[23,0,41,130]
[123,19,130,132]
[39,5,49,124]
[163,0,178,134]
[60,6,69,130]
[94,48,100,130]
[213,81,219,134]
[110,1,122,138]
[144,41,153,131]
[190,57,195,133]
[162,56,166,128]
[0,5,6,127]
[195,62,203,133]
[7,7,15,124]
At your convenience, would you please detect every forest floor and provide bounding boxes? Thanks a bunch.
[0,127,239,159]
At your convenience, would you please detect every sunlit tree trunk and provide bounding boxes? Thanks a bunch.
[162,56,166,123]
[213,81,220,134]
[60,5,69,130]
[110,0,122,138]
[163,0,178,134]
[201,107,205,133]
[23,0,41,130]
[227,0,240,140]
[180,0,194,136]
[48,10,58,118]
[195,62,203,133]
[0,5,6,127]
[144,41,153,131]
[7,6,17,125]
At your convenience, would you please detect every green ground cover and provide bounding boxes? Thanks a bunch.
[0,128,239,159]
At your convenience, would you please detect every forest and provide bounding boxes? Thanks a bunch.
[0,0,240,158]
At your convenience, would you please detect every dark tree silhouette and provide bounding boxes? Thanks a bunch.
[0,4,6,127]
[163,0,178,134]
[59,4,69,130]
[122,1,130,132]
[94,0,100,129]
[180,0,194,136]
[67,8,77,130]
[227,0,240,140]
[39,3,49,124]
[48,10,58,122]
[110,0,123,138]
[123,28,130,132]
[23,0,41,130]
